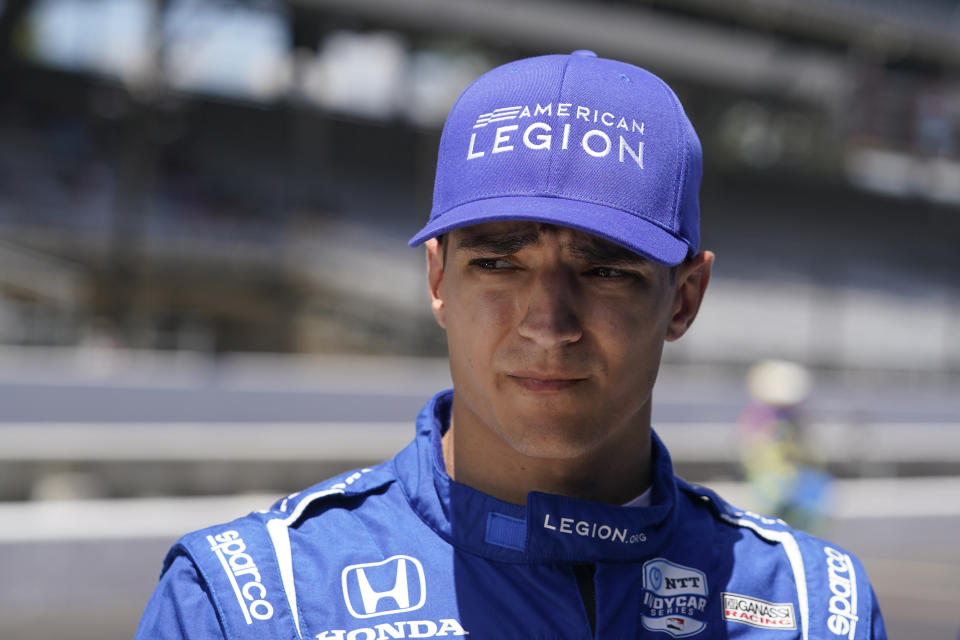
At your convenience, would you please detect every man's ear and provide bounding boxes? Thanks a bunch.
[426,238,447,329]
[665,250,714,342]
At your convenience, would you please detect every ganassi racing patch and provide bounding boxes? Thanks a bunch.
[723,592,796,630]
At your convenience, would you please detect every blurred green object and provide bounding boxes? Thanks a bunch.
[740,360,832,532]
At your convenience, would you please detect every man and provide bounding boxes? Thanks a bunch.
[137,50,886,639]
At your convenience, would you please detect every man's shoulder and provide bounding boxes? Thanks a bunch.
[174,462,399,551]
[676,478,797,540]
[161,462,399,578]
[676,477,861,555]
[147,462,404,638]
[676,477,852,550]
[676,477,882,636]
[261,464,399,526]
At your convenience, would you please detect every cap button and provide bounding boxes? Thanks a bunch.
[570,50,597,57]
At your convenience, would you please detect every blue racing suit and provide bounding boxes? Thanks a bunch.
[137,390,886,639]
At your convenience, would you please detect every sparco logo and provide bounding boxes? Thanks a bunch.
[465,102,646,168]
[542,513,646,544]
[641,558,708,638]
[342,556,426,618]
[824,546,858,639]
[315,619,469,639]
[207,530,273,623]
[722,593,796,630]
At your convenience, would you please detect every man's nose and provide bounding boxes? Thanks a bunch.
[516,270,583,348]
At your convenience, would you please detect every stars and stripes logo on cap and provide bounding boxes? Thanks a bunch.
[473,106,523,128]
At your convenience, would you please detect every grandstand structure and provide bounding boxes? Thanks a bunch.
[0,0,957,369]
[1,4,959,638]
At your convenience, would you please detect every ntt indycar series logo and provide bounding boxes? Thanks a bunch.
[641,558,708,638]
[465,102,646,168]
[207,530,273,624]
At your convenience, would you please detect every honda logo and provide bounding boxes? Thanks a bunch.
[341,555,426,618]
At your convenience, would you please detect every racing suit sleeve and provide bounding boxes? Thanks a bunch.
[799,536,889,640]
[135,553,226,640]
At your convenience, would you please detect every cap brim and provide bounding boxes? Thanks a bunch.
[408,196,690,266]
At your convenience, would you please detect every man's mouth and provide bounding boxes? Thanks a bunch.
[506,373,588,391]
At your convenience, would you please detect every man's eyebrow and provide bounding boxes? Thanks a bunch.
[455,230,540,255]
[567,239,649,266]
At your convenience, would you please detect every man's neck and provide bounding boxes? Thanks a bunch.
[441,402,653,507]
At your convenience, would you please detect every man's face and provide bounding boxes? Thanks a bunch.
[427,221,699,461]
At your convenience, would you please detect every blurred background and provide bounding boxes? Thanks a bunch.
[0,0,957,637]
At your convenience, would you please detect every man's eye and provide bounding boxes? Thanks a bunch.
[471,258,514,270]
[588,267,628,278]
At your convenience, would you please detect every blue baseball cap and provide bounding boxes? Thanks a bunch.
[409,50,702,266]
